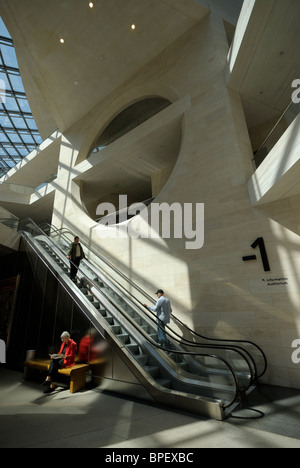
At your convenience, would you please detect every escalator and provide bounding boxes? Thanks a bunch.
[16,218,267,421]
[40,221,267,382]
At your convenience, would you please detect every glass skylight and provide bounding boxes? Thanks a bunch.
[0,17,42,177]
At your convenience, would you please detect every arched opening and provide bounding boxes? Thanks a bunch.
[79,97,182,222]
[90,98,171,154]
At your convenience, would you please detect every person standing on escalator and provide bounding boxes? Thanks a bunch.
[144,289,172,351]
[66,236,86,281]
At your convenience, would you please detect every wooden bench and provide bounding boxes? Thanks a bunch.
[24,359,90,394]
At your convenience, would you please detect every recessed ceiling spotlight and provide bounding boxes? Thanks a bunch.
[89,2,94,8]
[131,24,136,31]
[60,38,65,44]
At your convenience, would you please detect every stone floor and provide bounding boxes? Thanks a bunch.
[0,367,300,448]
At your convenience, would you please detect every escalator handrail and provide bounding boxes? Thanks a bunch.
[20,226,240,409]
[84,264,255,389]
[77,251,257,387]
[84,275,241,401]
[172,315,268,378]
[38,222,267,378]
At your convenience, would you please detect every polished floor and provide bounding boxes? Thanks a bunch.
[0,367,300,448]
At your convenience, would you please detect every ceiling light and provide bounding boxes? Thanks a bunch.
[131,24,136,31]
[60,38,65,44]
[89,2,94,8]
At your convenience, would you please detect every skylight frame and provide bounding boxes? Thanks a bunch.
[0,21,42,177]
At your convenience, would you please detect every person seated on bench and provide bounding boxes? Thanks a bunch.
[43,331,77,394]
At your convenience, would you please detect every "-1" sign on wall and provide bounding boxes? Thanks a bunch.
[242,237,271,272]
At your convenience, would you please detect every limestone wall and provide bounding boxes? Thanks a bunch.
[51,15,300,388]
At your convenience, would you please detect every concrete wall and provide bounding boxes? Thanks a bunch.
[0,207,20,253]
[51,14,300,388]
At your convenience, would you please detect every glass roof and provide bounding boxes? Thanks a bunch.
[0,17,42,178]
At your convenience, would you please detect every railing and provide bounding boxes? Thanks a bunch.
[253,100,300,169]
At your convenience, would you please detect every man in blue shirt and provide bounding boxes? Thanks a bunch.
[144,289,172,350]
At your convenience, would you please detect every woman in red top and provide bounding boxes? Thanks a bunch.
[44,332,77,394]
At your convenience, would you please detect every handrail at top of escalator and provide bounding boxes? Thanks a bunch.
[38,222,267,378]
[171,315,267,379]
[20,226,240,409]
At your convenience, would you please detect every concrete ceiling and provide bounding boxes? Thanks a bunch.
[1,137,61,189]
[228,0,300,129]
[0,0,209,137]
[0,191,55,225]
[2,0,296,138]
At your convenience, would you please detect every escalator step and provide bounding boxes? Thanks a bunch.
[149,334,158,342]
[126,343,139,354]
[135,355,148,365]
[105,316,114,325]
[144,366,160,378]
[118,334,130,344]
[156,378,172,389]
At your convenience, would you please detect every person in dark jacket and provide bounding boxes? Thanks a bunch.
[66,236,86,280]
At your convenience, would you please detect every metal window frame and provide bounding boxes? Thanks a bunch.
[0,29,41,177]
